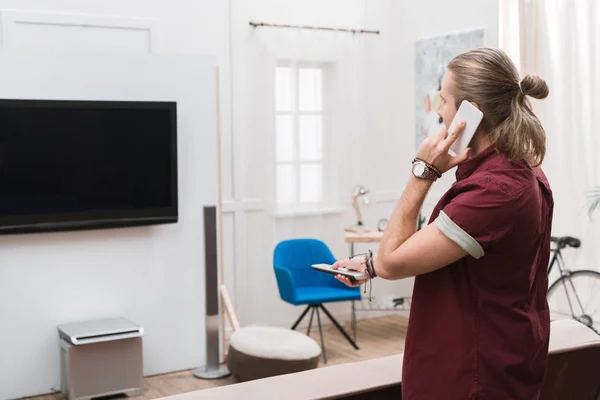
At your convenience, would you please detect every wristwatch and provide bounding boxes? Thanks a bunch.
[411,159,439,181]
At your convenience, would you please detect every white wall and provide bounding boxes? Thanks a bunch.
[0,2,226,399]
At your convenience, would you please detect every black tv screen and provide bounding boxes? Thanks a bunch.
[0,99,177,234]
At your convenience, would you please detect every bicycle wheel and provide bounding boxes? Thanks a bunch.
[547,270,600,334]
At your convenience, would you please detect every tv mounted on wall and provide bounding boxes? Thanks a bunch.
[0,99,178,234]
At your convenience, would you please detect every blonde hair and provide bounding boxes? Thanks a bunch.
[447,48,549,166]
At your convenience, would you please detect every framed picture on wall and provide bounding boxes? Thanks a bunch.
[414,29,485,152]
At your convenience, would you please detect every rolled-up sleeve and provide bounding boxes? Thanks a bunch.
[434,177,516,257]
[435,210,484,259]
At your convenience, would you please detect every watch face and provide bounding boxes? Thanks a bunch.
[413,162,426,177]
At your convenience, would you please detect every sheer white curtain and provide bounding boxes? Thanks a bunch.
[234,24,369,325]
[501,0,600,275]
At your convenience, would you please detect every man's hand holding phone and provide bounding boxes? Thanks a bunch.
[416,121,469,175]
[417,100,484,174]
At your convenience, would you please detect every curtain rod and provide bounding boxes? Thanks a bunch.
[249,21,380,35]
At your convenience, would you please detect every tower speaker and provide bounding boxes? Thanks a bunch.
[194,205,231,379]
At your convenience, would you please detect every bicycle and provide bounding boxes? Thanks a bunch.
[546,236,600,335]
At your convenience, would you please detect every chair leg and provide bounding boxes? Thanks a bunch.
[319,304,359,350]
[351,300,357,342]
[306,306,316,336]
[291,305,312,330]
[316,306,327,364]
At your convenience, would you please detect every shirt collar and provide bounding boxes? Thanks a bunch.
[455,145,497,181]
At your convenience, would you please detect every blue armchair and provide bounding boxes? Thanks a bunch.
[273,238,361,363]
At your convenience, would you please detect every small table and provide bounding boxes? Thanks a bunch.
[344,230,384,256]
[344,229,383,341]
[344,229,413,341]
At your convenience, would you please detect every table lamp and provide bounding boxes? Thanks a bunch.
[345,185,370,233]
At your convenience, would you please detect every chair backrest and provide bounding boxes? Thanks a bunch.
[540,319,600,400]
[273,238,342,288]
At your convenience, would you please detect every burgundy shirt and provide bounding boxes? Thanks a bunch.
[402,146,554,399]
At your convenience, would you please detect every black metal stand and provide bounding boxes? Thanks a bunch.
[291,304,359,364]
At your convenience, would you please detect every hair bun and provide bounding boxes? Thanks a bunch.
[520,75,549,99]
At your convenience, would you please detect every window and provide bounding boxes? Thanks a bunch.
[275,63,326,208]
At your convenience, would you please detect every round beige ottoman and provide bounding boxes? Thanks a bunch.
[226,326,322,382]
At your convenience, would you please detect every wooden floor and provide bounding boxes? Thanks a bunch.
[27,315,408,400]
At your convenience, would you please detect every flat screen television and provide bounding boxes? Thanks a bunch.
[0,99,177,234]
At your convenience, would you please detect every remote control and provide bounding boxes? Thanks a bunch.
[311,263,369,282]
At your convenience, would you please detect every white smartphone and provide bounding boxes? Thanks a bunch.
[448,100,484,156]
[311,263,369,282]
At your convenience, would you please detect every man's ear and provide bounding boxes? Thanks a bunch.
[471,101,481,110]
